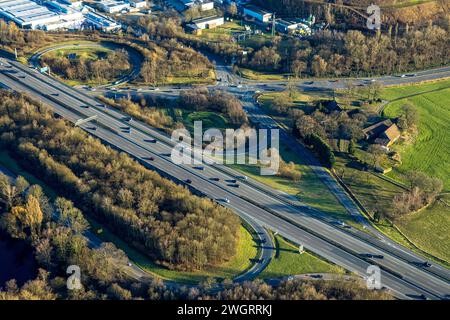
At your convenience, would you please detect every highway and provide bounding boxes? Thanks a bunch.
[1,57,449,300]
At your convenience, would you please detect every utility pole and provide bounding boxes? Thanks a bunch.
[299,244,304,254]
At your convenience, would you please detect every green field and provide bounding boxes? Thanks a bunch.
[382,80,450,190]
[185,111,229,131]
[50,46,111,61]
[259,235,345,279]
[396,195,450,262]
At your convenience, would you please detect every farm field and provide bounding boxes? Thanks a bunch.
[335,153,450,263]
[382,79,450,190]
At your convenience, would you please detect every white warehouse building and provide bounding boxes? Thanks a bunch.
[243,5,272,23]
[129,0,147,9]
[98,0,130,14]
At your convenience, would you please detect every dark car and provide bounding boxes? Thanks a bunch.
[185,179,192,184]
[210,177,220,181]
[229,183,240,188]
[194,166,204,170]
[365,253,384,259]
[148,157,154,161]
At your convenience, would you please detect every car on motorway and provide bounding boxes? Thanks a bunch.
[222,198,230,203]
[210,177,220,181]
[194,166,204,170]
[185,179,192,184]
[229,183,240,188]
[238,175,248,180]
[423,261,432,268]
[123,116,132,122]
[148,156,155,161]
[145,138,157,143]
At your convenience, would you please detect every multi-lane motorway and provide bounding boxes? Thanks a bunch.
[0,56,449,300]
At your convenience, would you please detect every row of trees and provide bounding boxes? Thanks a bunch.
[0,91,240,271]
[138,38,214,85]
[0,173,132,299]
[0,20,48,54]
[240,25,449,77]
[387,171,443,220]
[99,96,174,130]
[40,49,130,83]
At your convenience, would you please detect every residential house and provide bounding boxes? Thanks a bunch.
[363,119,401,149]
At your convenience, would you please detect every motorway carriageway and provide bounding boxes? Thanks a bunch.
[0,59,449,299]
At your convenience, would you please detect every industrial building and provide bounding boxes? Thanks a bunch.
[97,0,130,14]
[84,10,122,32]
[187,15,224,31]
[243,5,272,23]
[129,0,148,9]
[180,0,214,11]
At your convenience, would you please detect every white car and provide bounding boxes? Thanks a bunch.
[223,198,230,203]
